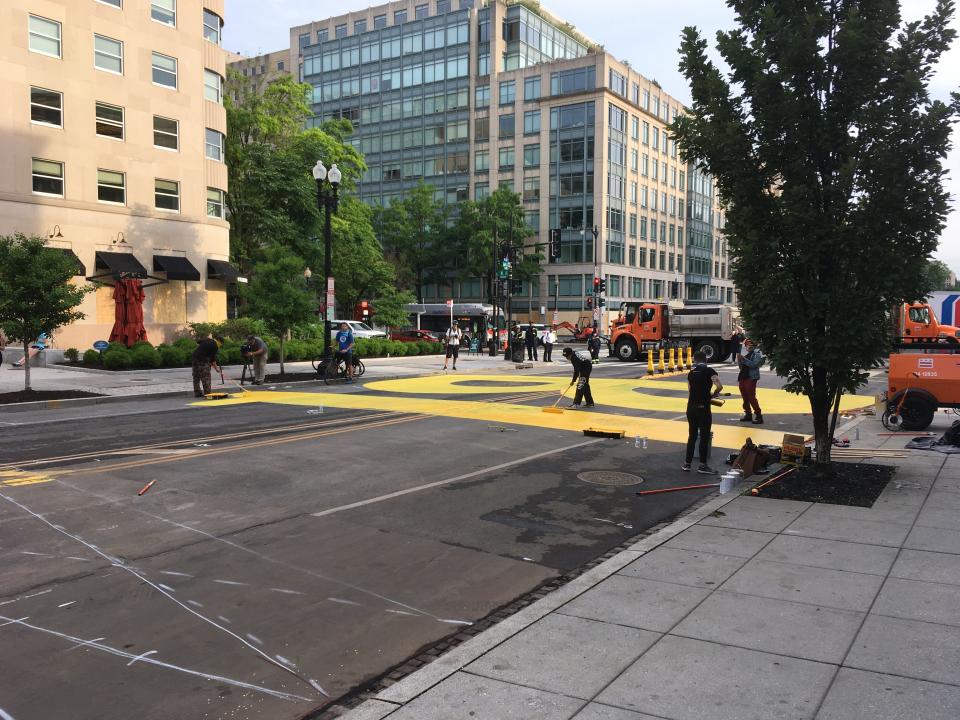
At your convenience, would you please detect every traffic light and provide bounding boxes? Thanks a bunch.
[598,297,606,308]
[598,279,607,294]
[593,277,600,294]
[549,229,561,259]
[586,296,593,309]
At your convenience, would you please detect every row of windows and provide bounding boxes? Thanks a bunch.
[28,15,224,101]
[28,87,224,160]
[30,157,225,218]
[91,1,223,42]
[301,0,474,47]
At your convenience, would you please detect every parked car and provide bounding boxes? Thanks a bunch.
[331,320,387,339]
[390,329,440,342]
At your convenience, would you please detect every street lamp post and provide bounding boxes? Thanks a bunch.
[312,160,342,361]
[591,225,600,329]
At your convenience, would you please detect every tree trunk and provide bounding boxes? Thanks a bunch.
[810,366,831,464]
[279,335,285,376]
[827,383,843,452]
[23,340,31,392]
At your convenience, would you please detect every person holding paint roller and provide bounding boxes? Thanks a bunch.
[192,334,224,398]
[562,347,595,409]
[682,350,723,474]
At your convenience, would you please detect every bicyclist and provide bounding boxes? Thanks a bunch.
[335,322,355,383]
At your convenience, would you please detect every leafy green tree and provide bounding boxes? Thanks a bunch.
[326,197,395,316]
[241,247,315,375]
[673,0,960,463]
[0,234,92,391]
[922,259,953,293]
[371,286,417,329]
[375,182,448,301]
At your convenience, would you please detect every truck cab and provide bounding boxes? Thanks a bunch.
[897,303,960,343]
[611,302,734,362]
[611,303,669,361]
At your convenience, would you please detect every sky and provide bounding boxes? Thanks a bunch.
[225,0,960,273]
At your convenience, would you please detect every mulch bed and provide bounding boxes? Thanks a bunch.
[755,462,895,507]
[0,389,105,405]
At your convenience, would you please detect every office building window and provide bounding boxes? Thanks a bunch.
[207,187,224,218]
[155,179,180,212]
[298,33,310,52]
[153,115,178,150]
[416,4,429,18]
[498,147,515,169]
[523,144,540,167]
[151,0,176,26]
[94,35,124,74]
[335,24,347,38]
[395,9,407,23]
[95,102,124,139]
[475,150,489,171]
[609,69,626,96]
[475,115,489,142]
[30,87,62,127]
[499,80,515,104]
[475,182,489,201]
[205,128,224,161]
[151,52,177,88]
[29,15,61,58]
[631,116,639,140]
[97,169,125,204]
[523,176,540,201]
[316,28,328,43]
[475,84,489,107]
[437,0,451,11]
[642,88,650,111]
[354,19,366,34]
[277,61,285,71]
[203,9,222,44]
[32,158,64,196]
[204,69,224,103]
[550,66,595,96]
[373,14,387,29]
[523,109,540,134]
[99,0,122,6]
[524,75,541,101]
[499,113,515,138]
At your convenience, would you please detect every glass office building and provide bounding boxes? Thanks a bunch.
[245,0,735,325]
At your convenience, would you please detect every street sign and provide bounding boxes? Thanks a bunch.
[446,299,453,306]
[93,340,109,351]
[326,276,335,322]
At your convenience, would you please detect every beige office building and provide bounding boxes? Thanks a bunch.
[0,0,233,352]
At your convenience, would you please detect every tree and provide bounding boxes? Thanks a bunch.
[371,286,417,329]
[241,247,315,375]
[376,183,447,301]
[0,235,92,392]
[923,259,953,292]
[326,196,395,315]
[673,0,960,464]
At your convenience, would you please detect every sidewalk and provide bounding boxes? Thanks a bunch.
[0,351,526,399]
[342,415,960,720]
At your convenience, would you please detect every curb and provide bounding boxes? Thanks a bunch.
[339,480,754,719]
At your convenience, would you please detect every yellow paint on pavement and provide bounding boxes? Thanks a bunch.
[0,469,56,488]
[195,389,788,450]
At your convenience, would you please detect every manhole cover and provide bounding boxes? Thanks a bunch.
[577,471,644,487]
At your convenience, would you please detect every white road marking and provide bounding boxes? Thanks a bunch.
[0,707,17,720]
[57,601,76,608]
[438,619,474,626]
[216,616,231,624]
[213,579,247,586]
[126,649,158,666]
[159,570,192,578]
[275,655,296,668]
[270,588,304,595]
[311,439,604,518]
[157,584,175,593]
[328,597,362,606]
[65,636,105,653]
[186,600,203,608]
[245,633,263,645]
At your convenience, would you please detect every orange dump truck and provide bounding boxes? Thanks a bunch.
[895,302,960,343]
[885,351,960,430]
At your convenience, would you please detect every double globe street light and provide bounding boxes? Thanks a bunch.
[312,160,342,362]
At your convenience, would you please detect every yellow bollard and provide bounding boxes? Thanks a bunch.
[647,348,655,375]
[668,347,676,373]
[687,346,694,367]
[657,348,666,373]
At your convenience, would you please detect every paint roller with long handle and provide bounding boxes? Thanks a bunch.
[542,383,570,414]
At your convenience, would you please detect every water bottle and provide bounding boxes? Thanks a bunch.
[634,435,642,448]
[642,436,648,449]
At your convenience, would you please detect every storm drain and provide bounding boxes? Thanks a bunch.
[577,471,644,487]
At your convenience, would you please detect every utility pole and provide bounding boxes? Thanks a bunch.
[592,225,600,329]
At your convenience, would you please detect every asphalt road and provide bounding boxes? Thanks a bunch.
[0,360,881,720]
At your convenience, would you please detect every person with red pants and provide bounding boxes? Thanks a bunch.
[738,338,764,424]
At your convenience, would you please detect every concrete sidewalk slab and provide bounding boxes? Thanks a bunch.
[904,524,960,554]
[889,548,960,585]
[617,546,747,588]
[783,512,912,547]
[871,577,960,627]
[698,495,810,532]
[596,635,835,720]
[570,704,659,720]
[465,614,658,700]
[846,614,960,685]
[816,668,960,720]
[660,524,775,557]
[672,591,864,664]
[754,534,898,576]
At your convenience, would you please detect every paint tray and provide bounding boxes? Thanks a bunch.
[583,428,626,439]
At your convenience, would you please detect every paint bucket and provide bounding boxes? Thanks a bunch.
[720,473,736,494]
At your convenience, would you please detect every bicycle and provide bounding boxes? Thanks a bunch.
[313,353,365,384]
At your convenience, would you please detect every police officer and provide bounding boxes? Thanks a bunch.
[562,346,595,409]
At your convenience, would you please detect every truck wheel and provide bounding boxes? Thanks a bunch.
[694,340,721,362]
[615,338,638,361]
[898,396,936,431]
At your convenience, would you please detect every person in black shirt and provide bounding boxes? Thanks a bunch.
[524,324,539,361]
[562,347,595,409]
[684,350,723,474]
[192,334,224,397]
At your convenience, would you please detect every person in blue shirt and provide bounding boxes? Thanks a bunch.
[335,322,355,383]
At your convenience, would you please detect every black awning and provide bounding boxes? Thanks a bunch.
[207,259,240,282]
[153,255,201,281]
[94,251,148,279]
[49,248,86,276]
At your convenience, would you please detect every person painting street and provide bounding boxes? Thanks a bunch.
[562,347,595,409]
[738,338,764,424]
[542,325,556,362]
[192,334,224,398]
[524,323,539,361]
[242,333,268,385]
[335,322,355,383]
[683,350,723,474]
[442,320,462,371]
